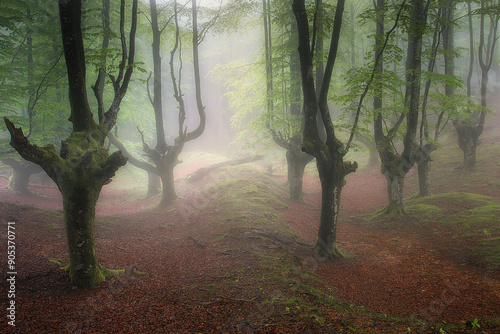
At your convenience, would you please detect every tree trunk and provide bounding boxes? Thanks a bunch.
[150,0,168,154]
[2,159,41,194]
[456,124,480,169]
[286,149,309,201]
[146,171,161,198]
[62,180,114,287]
[417,159,432,197]
[415,143,436,197]
[314,159,345,258]
[293,0,354,259]
[159,162,177,206]
[381,168,405,215]
[4,0,137,288]
[8,169,30,194]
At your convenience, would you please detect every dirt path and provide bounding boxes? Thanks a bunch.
[283,168,500,325]
[1,100,499,332]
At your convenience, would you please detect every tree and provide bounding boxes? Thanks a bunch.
[91,0,161,199]
[372,0,429,214]
[411,2,466,197]
[264,0,313,201]
[138,0,207,207]
[453,0,498,169]
[292,0,359,258]
[4,0,138,287]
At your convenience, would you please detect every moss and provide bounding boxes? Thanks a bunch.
[370,203,406,219]
[469,202,500,217]
[412,192,494,208]
[477,237,500,266]
[207,175,290,235]
[47,258,63,267]
[314,243,348,259]
[427,142,500,190]
[406,204,443,219]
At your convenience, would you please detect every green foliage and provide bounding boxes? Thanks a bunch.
[0,0,70,151]
[210,60,273,150]
[201,0,260,35]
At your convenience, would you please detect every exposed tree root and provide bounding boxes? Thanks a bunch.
[314,244,346,259]
[372,204,407,218]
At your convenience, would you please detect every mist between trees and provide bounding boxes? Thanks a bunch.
[0,0,498,289]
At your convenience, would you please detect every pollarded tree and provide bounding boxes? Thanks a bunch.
[293,0,403,257]
[93,0,160,199]
[292,0,359,258]
[372,0,429,214]
[4,0,138,287]
[453,0,498,169]
[264,0,313,201]
[137,0,207,207]
[412,2,469,197]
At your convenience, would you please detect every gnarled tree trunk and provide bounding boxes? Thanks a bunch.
[146,171,161,198]
[4,0,137,287]
[455,123,481,169]
[61,170,113,286]
[373,0,427,214]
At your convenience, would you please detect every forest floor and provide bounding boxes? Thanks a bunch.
[1,101,500,333]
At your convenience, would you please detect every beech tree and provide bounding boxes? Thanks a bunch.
[264,0,313,201]
[453,0,498,169]
[292,0,359,258]
[138,0,207,206]
[372,0,429,214]
[4,0,138,287]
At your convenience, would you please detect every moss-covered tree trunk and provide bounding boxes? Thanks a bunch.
[456,124,480,169]
[293,0,357,258]
[62,177,111,286]
[4,0,137,287]
[381,167,405,214]
[373,0,427,214]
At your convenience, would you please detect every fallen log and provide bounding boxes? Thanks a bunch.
[186,155,263,182]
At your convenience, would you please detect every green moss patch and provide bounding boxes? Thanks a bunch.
[405,192,500,268]
[405,203,443,224]
[477,238,500,266]
[368,192,500,268]
[206,168,289,235]
[411,192,494,209]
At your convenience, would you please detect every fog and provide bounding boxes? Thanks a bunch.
[1,0,499,332]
